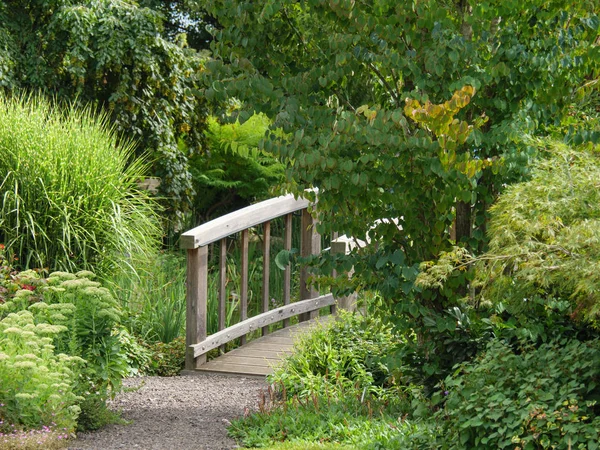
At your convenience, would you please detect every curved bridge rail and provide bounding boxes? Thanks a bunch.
[181,192,344,371]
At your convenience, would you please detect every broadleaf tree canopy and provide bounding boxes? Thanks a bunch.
[200,0,598,295]
[0,0,211,228]
[200,0,599,382]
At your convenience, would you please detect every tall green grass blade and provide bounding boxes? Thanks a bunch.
[0,94,161,275]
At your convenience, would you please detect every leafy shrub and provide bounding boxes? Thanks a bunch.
[0,310,83,433]
[413,141,600,388]
[478,142,600,321]
[433,338,600,449]
[27,271,128,394]
[114,327,185,378]
[481,297,594,348]
[145,337,186,377]
[389,303,489,394]
[269,311,400,400]
[115,327,153,377]
[230,311,420,448]
[0,94,160,274]
[75,394,125,432]
[190,114,284,222]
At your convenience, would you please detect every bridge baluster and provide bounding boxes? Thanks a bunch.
[261,221,271,336]
[218,238,227,354]
[283,213,292,328]
[300,208,321,322]
[240,229,249,345]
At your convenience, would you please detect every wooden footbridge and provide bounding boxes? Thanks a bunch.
[180,192,355,377]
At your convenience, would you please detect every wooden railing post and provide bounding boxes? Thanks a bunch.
[331,235,358,312]
[186,246,208,370]
[283,213,293,328]
[218,238,227,354]
[300,208,321,321]
[262,221,271,336]
[240,229,249,345]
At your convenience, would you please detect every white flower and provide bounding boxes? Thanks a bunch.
[3,327,23,335]
[14,361,36,369]
[15,392,35,399]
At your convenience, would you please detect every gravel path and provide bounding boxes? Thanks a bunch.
[70,375,267,450]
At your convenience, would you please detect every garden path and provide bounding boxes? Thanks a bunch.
[70,374,267,450]
[188,315,332,377]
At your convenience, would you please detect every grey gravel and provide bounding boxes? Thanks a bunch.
[70,375,267,450]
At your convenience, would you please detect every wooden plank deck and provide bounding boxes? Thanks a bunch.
[184,316,331,377]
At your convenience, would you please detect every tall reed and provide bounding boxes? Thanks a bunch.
[0,94,160,274]
[111,223,302,346]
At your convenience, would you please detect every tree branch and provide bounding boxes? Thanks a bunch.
[367,62,400,107]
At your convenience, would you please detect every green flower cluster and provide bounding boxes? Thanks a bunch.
[0,268,127,434]
[0,310,84,432]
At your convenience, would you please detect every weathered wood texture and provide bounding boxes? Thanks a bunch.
[262,221,271,336]
[283,213,293,328]
[192,317,332,377]
[186,246,208,369]
[180,193,311,249]
[191,294,334,359]
[240,229,249,346]
[300,208,321,322]
[218,238,227,354]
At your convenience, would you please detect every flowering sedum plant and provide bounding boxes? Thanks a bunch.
[0,252,128,433]
[0,310,84,433]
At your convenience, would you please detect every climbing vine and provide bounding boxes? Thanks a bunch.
[0,0,209,228]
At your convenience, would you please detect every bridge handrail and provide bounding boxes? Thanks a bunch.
[181,193,312,249]
[182,192,328,370]
[191,294,335,359]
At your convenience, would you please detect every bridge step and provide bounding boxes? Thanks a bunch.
[184,316,331,378]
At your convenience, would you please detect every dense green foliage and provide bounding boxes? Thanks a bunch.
[230,393,412,449]
[138,0,218,51]
[482,143,600,321]
[0,310,83,433]
[230,311,415,449]
[0,258,127,434]
[0,1,598,448]
[269,311,398,400]
[190,114,284,222]
[0,0,209,226]
[202,0,599,256]
[230,303,600,450]
[201,0,600,387]
[418,142,600,323]
[230,139,600,448]
[434,338,600,449]
[0,95,160,273]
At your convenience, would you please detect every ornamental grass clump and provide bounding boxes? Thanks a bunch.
[0,94,160,274]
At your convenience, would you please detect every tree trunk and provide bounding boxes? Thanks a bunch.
[454,201,471,244]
